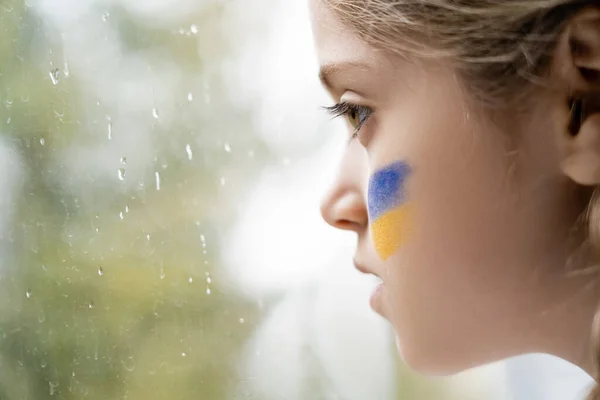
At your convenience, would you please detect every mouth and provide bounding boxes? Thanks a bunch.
[354,258,384,313]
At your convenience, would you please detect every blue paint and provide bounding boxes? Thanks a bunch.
[368,161,411,221]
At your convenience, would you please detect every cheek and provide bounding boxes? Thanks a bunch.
[366,69,569,372]
[367,162,413,260]
[382,120,527,371]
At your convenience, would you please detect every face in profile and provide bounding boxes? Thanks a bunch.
[311,0,598,375]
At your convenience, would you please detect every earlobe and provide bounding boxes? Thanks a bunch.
[555,7,600,185]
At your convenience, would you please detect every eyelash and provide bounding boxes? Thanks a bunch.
[324,101,372,141]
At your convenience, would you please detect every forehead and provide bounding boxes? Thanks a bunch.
[309,0,379,67]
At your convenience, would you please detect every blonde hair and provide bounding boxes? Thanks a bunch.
[324,0,589,106]
[322,0,600,396]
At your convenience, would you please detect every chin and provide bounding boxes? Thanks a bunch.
[394,334,476,377]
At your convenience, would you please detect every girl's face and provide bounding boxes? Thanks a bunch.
[311,1,595,374]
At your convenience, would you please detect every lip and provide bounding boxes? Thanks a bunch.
[354,258,384,313]
[370,283,384,314]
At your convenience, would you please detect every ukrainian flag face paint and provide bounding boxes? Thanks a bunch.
[368,161,412,260]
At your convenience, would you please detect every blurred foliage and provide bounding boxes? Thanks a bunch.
[0,1,267,398]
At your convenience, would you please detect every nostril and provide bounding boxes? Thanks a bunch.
[335,219,362,231]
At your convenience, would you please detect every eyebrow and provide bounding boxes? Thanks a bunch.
[318,61,372,90]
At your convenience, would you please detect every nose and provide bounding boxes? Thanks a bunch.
[320,143,369,232]
[320,188,367,232]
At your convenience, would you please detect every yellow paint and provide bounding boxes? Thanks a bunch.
[371,204,412,260]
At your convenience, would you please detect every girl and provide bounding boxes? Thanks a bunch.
[311,0,600,397]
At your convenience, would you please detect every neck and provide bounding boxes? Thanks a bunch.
[531,275,599,378]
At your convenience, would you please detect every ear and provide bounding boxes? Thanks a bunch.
[553,7,600,185]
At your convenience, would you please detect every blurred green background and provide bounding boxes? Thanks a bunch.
[0,1,268,398]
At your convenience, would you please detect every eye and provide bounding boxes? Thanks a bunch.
[345,104,370,129]
[324,101,372,138]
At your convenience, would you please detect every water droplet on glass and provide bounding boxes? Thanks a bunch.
[118,168,125,181]
[26,290,31,299]
[49,381,58,396]
[224,143,231,153]
[63,62,69,77]
[38,311,45,323]
[155,172,161,191]
[239,318,245,324]
[152,108,159,119]
[40,138,45,146]
[95,227,100,233]
[160,268,165,280]
[6,117,11,124]
[49,68,60,85]
[89,301,94,309]
[185,144,193,160]
[121,357,135,372]
[120,157,127,165]
[102,11,110,21]
[188,277,193,283]
[41,359,47,368]
[178,28,185,35]
[206,276,212,284]
[220,177,226,186]
[125,205,129,213]
[146,234,151,241]
[119,211,124,220]
[98,267,104,276]
[190,24,198,34]
[107,120,112,140]
[187,92,194,102]
[181,352,187,357]
[206,288,211,295]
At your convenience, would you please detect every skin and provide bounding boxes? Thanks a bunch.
[311,0,600,376]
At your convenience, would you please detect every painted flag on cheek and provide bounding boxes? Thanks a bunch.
[368,161,412,260]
